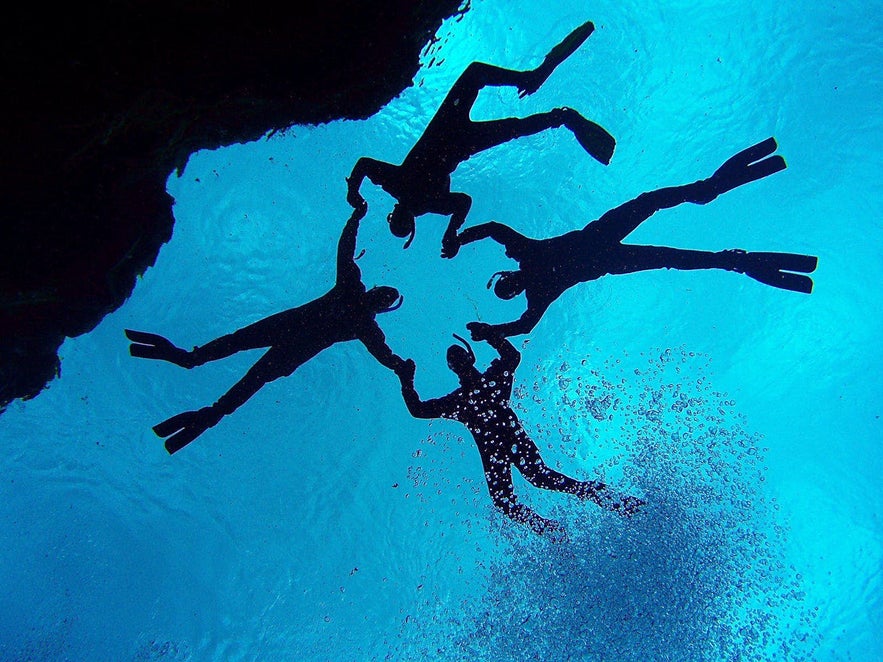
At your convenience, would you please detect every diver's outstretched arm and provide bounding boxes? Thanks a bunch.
[470,323,521,369]
[438,192,472,259]
[457,221,528,257]
[346,157,398,208]
[336,207,365,287]
[469,300,546,340]
[360,323,405,372]
[396,360,453,419]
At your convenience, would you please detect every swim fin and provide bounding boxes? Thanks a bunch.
[569,115,616,165]
[544,20,595,73]
[163,427,205,455]
[725,250,817,294]
[153,407,221,454]
[712,137,787,193]
[743,252,817,294]
[521,21,595,98]
[125,329,195,368]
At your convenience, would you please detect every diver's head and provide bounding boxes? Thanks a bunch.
[446,333,476,376]
[387,204,416,249]
[487,270,525,300]
[366,285,403,314]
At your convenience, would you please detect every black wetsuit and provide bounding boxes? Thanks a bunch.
[128,208,404,453]
[397,331,638,536]
[459,138,817,338]
[347,20,614,255]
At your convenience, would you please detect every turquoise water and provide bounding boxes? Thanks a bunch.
[2,0,881,659]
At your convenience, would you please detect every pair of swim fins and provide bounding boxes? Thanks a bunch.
[126,329,211,453]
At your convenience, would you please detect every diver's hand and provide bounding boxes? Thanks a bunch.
[466,321,492,341]
[441,232,461,259]
[346,178,367,212]
[517,70,545,98]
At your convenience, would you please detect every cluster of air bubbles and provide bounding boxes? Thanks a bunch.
[399,345,820,661]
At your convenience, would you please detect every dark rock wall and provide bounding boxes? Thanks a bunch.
[1,1,467,411]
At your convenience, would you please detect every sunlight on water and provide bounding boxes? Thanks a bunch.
[1,0,881,659]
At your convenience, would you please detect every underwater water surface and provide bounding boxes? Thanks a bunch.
[2,0,881,659]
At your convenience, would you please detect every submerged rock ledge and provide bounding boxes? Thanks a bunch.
[0,1,467,411]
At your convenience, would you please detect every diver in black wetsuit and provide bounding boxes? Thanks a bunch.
[394,325,643,537]
[126,205,407,454]
[346,19,615,258]
[454,137,819,339]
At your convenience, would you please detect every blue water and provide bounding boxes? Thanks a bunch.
[2,1,881,659]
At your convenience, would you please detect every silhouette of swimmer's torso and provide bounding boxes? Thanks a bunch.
[512,227,608,303]
[253,268,378,373]
[434,354,532,455]
[390,80,484,209]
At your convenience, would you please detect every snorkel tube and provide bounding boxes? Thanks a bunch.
[401,227,416,250]
[486,271,507,291]
[378,294,404,314]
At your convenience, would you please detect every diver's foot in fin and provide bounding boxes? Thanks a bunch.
[545,20,595,70]
[153,406,222,454]
[520,20,595,97]
[611,495,646,518]
[580,481,643,516]
[711,137,787,194]
[125,329,196,368]
[564,111,615,165]
[722,250,817,294]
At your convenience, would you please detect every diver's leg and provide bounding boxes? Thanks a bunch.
[604,244,737,276]
[585,182,719,245]
[453,21,595,98]
[126,310,288,369]
[452,21,595,100]
[187,309,296,365]
[525,20,596,96]
[477,447,563,537]
[444,20,595,106]
[513,436,644,516]
[154,347,295,454]
[608,246,817,294]
[466,107,614,165]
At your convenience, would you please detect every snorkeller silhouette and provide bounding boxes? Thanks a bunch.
[347,19,615,258]
[456,137,818,339]
[126,207,407,454]
[394,326,643,538]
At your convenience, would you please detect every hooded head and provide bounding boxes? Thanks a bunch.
[446,333,476,376]
[365,286,403,314]
[487,270,526,300]
[387,204,416,249]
